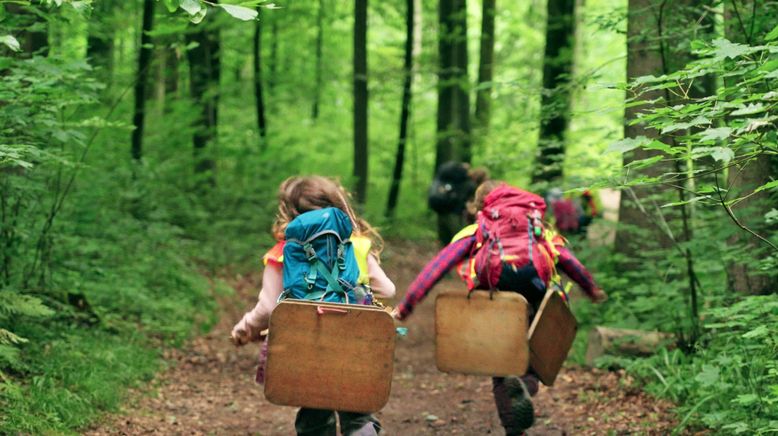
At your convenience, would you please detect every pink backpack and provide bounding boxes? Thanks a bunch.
[552,198,580,233]
[473,185,554,290]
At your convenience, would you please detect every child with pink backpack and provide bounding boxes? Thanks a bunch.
[393,181,607,435]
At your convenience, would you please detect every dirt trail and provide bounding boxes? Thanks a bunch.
[88,240,676,435]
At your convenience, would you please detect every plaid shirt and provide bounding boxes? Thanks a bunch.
[395,234,599,320]
[396,236,475,319]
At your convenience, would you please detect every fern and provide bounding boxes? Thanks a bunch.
[0,293,54,319]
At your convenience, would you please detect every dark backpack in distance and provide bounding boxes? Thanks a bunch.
[428,162,476,215]
[282,208,360,304]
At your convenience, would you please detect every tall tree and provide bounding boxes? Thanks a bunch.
[268,17,279,93]
[130,0,155,161]
[386,0,417,218]
[724,0,778,294]
[312,0,325,120]
[353,0,368,204]
[531,0,575,184]
[474,0,496,131]
[435,0,471,169]
[86,1,114,76]
[7,4,48,57]
[254,7,267,141]
[186,12,220,182]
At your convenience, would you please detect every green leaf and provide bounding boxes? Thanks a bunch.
[0,35,20,52]
[695,365,719,387]
[730,103,765,116]
[606,136,651,154]
[712,38,750,60]
[624,155,664,169]
[766,24,778,41]
[163,0,180,12]
[742,325,769,339]
[733,393,759,405]
[699,127,732,142]
[180,0,202,15]
[755,180,778,194]
[219,4,258,20]
[189,6,207,23]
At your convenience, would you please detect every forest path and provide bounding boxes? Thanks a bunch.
[88,240,676,435]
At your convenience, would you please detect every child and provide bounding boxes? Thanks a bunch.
[392,181,606,436]
[232,175,396,436]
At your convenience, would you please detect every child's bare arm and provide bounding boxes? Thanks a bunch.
[231,264,283,345]
[367,254,396,298]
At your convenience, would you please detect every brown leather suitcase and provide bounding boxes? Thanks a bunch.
[528,290,578,386]
[435,290,529,376]
[264,300,396,413]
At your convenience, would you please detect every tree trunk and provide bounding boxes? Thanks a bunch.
[7,4,49,57]
[474,0,495,131]
[435,0,471,170]
[531,0,575,184]
[131,0,155,161]
[614,0,675,255]
[353,0,368,204]
[436,0,471,243]
[724,0,778,294]
[385,0,416,218]
[87,1,114,76]
[268,18,279,93]
[254,8,267,141]
[186,16,220,184]
[312,0,325,120]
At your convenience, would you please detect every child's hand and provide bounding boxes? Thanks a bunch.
[231,322,251,346]
[390,307,403,320]
[590,288,608,304]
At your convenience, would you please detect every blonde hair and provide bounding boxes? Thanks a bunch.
[272,176,384,256]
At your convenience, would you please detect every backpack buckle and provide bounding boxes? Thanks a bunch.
[336,244,346,271]
[303,243,317,262]
[304,271,317,289]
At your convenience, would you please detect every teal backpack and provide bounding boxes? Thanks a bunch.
[281,208,361,303]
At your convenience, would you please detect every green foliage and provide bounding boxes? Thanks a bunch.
[616,297,778,434]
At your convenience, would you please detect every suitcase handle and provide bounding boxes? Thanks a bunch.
[316,306,349,315]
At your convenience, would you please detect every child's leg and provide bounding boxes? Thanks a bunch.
[337,412,381,436]
[295,408,336,436]
[492,377,534,435]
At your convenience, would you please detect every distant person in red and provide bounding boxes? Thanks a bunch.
[394,181,606,436]
[545,187,600,236]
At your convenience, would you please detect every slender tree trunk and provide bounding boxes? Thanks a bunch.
[353,0,368,204]
[312,0,325,120]
[7,4,48,57]
[724,0,778,294]
[186,17,220,183]
[254,8,267,141]
[87,1,114,76]
[435,0,470,243]
[474,0,496,131]
[435,0,471,170]
[268,18,279,93]
[531,0,575,184]
[131,0,155,161]
[386,0,416,218]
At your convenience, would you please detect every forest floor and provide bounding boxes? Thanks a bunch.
[87,238,679,435]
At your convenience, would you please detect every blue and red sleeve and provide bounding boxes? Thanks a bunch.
[396,236,475,320]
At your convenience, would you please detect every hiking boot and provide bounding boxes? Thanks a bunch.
[503,376,534,432]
